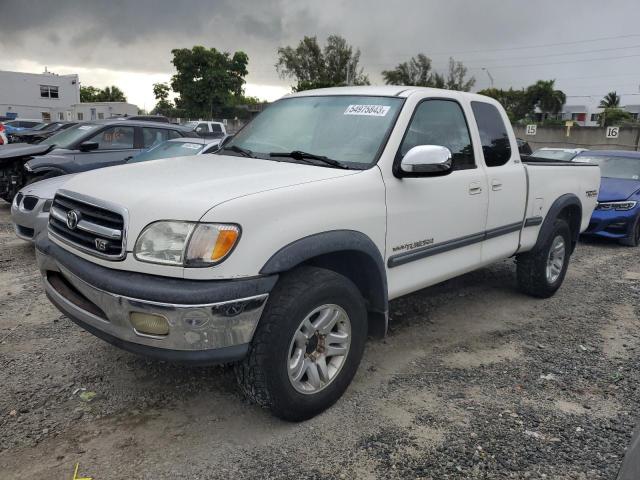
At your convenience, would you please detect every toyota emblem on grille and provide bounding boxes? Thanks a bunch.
[66,210,80,230]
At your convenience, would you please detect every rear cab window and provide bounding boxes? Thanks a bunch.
[471,102,512,167]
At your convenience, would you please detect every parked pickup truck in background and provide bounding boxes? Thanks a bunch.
[35,86,600,421]
[183,120,227,138]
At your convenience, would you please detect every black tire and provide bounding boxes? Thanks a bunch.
[619,215,640,247]
[235,266,367,421]
[25,171,60,186]
[516,218,572,298]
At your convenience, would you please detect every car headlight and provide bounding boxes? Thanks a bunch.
[134,221,240,267]
[42,199,53,213]
[596,201,637,211]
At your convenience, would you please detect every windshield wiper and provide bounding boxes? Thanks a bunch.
[221,145,255,158]
[269,150,349,169]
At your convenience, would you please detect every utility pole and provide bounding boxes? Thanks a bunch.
[481,68,494,88]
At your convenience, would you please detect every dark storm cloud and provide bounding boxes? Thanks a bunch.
[1,0,640,97]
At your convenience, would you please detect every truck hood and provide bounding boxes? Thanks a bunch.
[598,177,640,202]
[59,154,360,236]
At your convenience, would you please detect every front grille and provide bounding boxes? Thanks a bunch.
[14,192,23,206]
[48,194,125,259]
[22,195,38,211]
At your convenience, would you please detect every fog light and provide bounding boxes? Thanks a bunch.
[130,312,170,336]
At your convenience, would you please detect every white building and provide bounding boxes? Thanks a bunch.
[0,69,138,122]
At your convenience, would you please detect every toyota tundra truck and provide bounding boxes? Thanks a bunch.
[35,87,600,421]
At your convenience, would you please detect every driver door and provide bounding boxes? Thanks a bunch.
[73,125,141,171]
[384,98,489,299]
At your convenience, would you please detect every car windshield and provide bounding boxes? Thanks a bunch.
[30,123,50,131]
[128,140,205,163]
[223,95,404,167]
[40,123,99,148]
[575,155,640,180]
[532,149,577,161]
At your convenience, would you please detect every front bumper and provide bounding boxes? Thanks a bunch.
[36,236,277,364]
[584,207,639,240]
[11,195,49,242]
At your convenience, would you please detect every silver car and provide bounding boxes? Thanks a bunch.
[11,137,222,242]
[11,174,71,241]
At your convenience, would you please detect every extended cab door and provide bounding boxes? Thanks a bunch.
[384,98,489,299]
[469,101,527,263]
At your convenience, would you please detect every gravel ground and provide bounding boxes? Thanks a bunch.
[0,200,639,479]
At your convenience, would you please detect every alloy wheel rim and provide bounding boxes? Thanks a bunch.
[287,304,351,395]
[546,235,566,284]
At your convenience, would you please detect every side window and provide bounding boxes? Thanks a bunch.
[210,124,223,133]
[88,126,134,150]
[399,99,475,170]
[471,102,512,167]
[195,123,209,134]
[142,127,170,148]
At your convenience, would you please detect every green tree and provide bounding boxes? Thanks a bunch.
[80,86,100,102]
[96,85,127,102]
[526,80,566,115]
[151,82,176,117]
[80,85,127,102]
[599,107,633,127]
[445,57,475,92]
[170,45,249,118]
[276,35,369,92]
[382,54,473,91]
[599,91,620,108]
[478,87,533,122]
[382,53,443,87]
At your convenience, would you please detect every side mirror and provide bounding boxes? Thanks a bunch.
[400,145,453,174]
[79,141,99,152]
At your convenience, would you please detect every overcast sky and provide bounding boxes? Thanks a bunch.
[1,0,640,110]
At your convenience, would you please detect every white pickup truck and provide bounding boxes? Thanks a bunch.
[36,87,600,421]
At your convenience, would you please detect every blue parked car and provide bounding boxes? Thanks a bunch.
[2,119,43,137]
[575,150,640,246]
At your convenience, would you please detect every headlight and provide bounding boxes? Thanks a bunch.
[42,199,53,213]
[134,221,240,267]
[596,201,637,211]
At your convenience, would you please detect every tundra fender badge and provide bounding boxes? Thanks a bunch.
[586,190,598,198]
[95,238,109,251]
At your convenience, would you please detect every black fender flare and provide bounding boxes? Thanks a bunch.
[260,230,389,335]
[533,194,582,253]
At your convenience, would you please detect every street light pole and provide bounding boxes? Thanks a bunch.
[482,68,494,88]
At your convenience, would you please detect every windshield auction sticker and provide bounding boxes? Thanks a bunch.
[344,105,391,116]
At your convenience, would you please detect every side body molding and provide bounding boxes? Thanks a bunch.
[533,193,582,253]
[260,230,389,337]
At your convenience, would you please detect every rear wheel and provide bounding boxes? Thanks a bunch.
[619,215,640,247]
[235,266,367,421]
[517,218,572,298]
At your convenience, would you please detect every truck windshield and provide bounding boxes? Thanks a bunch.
[223,96,403,168]
[40,123,99,149]
[576,155,640,180]
[128,140,206,163]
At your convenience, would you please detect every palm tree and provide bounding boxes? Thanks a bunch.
[527,80,566,115]
[599,91,620,108]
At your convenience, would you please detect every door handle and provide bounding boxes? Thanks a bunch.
[491,180,503,191]
[468,182,482,195]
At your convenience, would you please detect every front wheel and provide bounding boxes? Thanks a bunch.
[516,218,572,298]
[235,266,367,421]
[619,215,640,247]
